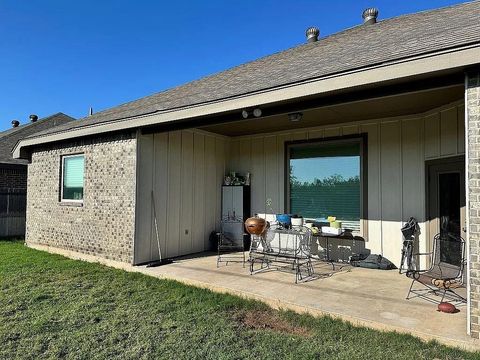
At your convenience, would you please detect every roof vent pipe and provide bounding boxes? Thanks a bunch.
[11,120,20,128]
[29,114,38,122]
[362,8,378,24]
[305,27,320,43]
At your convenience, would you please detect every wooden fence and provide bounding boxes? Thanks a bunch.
[0,189,26,238]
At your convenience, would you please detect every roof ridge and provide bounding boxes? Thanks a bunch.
[376,0,479,24]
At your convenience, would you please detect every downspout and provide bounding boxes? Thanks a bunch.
[464,73,471,336]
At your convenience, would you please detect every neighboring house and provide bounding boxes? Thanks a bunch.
[12,2,480,338]
[0,113,74,237]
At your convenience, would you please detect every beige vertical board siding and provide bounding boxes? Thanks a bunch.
[135,130,227,262]
[292,131,308,141]
[324,127,341,138]
[238,139,251,174]
[204,135,217,249]
[342,125,359,136]
[361,123,382,254]
[192,133,206,253]
[308,128,324,140]
[277,133,292,212]
[167,131,182,257]
[401,118,426,262]
[215,137,227,232]
[264,136,278,216]
[180,131,194,255]
[424,113,441,159]
[380,121,403,265]
[251,137,266,214]
[134,134,154,264]
[154,133,169,260]
[458,104,465,154]
[228,139,240,172]
[401,118,424,221]
[440,107,458,157]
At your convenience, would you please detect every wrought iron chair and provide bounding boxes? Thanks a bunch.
[217,216,246,267]
[249,224,314,283]
[406,232,466,305]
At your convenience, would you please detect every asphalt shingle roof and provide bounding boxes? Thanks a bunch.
[29,1,480,138]
[0,113,74,164]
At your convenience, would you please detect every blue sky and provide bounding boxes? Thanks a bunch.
[291,157,360,183]
[0,0,467,131]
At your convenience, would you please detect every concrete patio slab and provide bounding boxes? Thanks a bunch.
[136,253,479,350]
[28,243,480,351]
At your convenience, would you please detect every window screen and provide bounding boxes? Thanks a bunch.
[62,155,84,201]
[289,141,361,231]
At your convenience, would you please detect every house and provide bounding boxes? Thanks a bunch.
[12,2,480,338]
[0,113,74,237]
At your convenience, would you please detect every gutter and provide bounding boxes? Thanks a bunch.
[13,44,480,159]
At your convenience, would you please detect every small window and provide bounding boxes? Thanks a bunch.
[287,138,364,232]
[61,154,85,201]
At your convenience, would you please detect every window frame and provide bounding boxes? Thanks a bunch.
[60,153,85,204]
[284,134,368,236]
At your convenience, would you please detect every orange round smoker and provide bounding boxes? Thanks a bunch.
[245,217,267,235]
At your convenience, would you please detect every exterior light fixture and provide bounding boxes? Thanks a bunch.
[241,108,262,119]
[288,112,303,122]
[253,108,262,117]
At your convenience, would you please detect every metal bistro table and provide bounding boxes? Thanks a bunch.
[313,230,364,267]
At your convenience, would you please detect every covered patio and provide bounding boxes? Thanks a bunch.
[135,253,475,349]
[135,76,467,269]
[132,73,472,343]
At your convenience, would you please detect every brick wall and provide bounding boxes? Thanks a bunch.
[467,71,480,339]
[0,165,27,190]
[25,133,137,263]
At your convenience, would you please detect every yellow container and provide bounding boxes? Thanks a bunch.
[330,221,342,229]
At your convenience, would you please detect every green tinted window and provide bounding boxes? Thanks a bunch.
[62,155,84,201]
[289,141,361,231]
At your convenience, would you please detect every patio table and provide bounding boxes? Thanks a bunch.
[313,231,365,265]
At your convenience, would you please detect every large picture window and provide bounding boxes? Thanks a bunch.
[287,138,364,232]
[61,154,85,202]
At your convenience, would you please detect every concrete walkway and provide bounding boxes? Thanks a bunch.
[28,243,480,351]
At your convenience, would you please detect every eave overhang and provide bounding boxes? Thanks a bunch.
[13,44,480,160]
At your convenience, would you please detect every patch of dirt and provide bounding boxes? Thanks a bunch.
[233,309,312,337]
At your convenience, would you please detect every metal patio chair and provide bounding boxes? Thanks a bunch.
[406,232,466,305]
[217,216,246,267]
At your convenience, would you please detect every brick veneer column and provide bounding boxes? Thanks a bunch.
[467,71,480,339]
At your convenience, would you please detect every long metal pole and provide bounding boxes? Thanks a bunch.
[151,190,163,262]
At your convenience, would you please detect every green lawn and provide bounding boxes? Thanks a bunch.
[0,240,478,360]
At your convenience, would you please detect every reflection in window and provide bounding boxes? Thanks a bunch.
[289,141,361,231]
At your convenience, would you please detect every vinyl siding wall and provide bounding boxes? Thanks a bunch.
[227,101,465,266]
[135,129,228,264]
